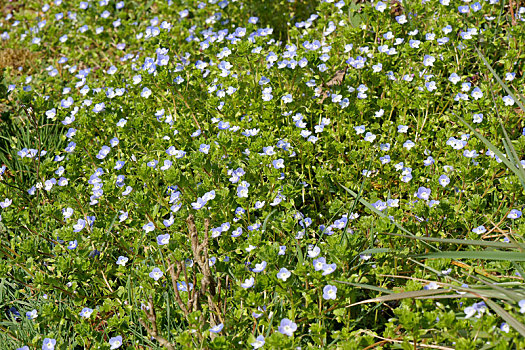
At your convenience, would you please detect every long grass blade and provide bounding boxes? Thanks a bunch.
[379,232,525,249]
[455,114,525,186]
[338,183,439,252]
[417,251,525,261]
[485,299,525,337]
[474,46,525,112]
[334,280,394,294]
[348,289,450,307]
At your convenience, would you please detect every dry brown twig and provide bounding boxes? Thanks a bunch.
[186,215,223,333]
[318,66,348,104]
[140,215,224,347]
[166,259,188,315]
[138,296,176,350]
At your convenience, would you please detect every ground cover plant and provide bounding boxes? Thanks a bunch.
[1,0,525,348]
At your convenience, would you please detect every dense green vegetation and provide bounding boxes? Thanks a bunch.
[1,0,525,348]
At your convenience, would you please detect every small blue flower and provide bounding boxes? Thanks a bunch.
[458,5,470,13]
[161,160,172,170]
[278,318,297,336]
[508,209,522,219]
[313,257,326,271]
[472,225,486,234]
[241,276,255,289]
[116,256,129,266]
[471,87,483,100]
[403,140,416,150]
[272,159,285,169]
[93,102,105,113]
[500,322,510,333]
[156,234,170,245]
[322,263,336,276]
[191,197,206,210]
[307,245,320,258]
[372,200,387,211]
[0,198,12,208]
[518,300,525,313]
[79,307,93,318]
[323,285,337,300]
[67,240,78,250]
[231,227,242,237]
[177,281,194,292]
[109,335,123,349]
[163,215,174,227]
[423,282,440,290]
[281,94,293,103]
[210,323,224,333]
[237,185,249,198]
[73,219,86,232]
[143,222,155,233]
[42,338,56,350]
[118,211,128,222]
[251,335,265,349]
[26,309,38,320]
[141,87,152,98]
[464,301,487,318]
[423,55,435,66]
[251,261,267,273]
[395,14,407,24]
[471,2,482,11]
[416,187,431,200]
[276,267,291,281]
[149,267,163,281]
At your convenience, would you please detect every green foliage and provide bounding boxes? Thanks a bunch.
[0,0,525,349]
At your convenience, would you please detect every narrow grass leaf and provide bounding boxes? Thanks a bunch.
[417,251,525,261]
[380,232,525,249]
[485,299,525,337]
[474,46,525,112]
[334,280,394,294]
[455,114,525,186]
[348,289,450,307]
